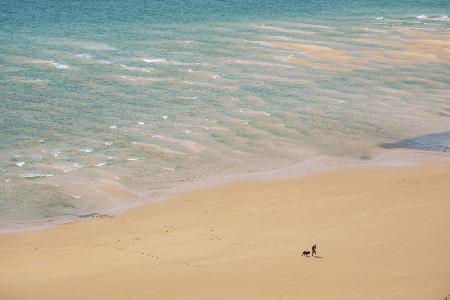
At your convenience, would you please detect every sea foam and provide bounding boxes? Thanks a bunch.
[80,148,94,153]
[142,58,167,63]
[22,173,54,179]
[16,162,26,167]
[48,60,70,69]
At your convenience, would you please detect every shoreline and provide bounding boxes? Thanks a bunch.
[1,153,450,299]
[1,148,449,234]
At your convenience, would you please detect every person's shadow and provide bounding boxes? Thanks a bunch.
[314,256,323,259]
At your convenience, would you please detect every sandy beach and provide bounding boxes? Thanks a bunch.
[1,163,450,300]
[2,0,450,298]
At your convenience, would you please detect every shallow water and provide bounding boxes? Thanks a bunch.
[1,0,449,230]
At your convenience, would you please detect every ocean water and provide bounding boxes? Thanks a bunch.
[1,0,449,231]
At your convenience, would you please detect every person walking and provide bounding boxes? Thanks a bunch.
[311,243,317,257]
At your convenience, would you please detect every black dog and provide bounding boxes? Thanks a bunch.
[302,250,310,256]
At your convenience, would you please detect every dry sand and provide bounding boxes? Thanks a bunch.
[1,165,450,299]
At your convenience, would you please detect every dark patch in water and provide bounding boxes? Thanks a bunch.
[78,212,111,219]
[437,112,449,117]
[380,132,450,152]
[359,155,372,160]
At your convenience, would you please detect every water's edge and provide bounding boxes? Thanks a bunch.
[2,148,448,234]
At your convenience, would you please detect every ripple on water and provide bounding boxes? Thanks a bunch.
[2,10,450,230]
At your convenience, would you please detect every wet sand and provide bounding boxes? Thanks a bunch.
[1,164,450,299]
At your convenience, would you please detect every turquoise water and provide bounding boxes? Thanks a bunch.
[1,0,449,230]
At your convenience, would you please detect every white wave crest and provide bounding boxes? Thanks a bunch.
[15,162,26,167]
[76,53,92,59]
[48,60,70,69]
[80,148,94,153]
[119,64,153,73]
[97,60,112,64]
[238,108,271,116]
[23,173,54,179]
[95,162,108,167]
[54,163,83,173]
[142,58,167,63]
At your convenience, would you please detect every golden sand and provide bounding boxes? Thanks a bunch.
[259,29,450,69]
[1,165,450,299]
[263,42,358,63]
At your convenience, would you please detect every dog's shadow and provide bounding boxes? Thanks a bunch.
[301,255,324,259]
